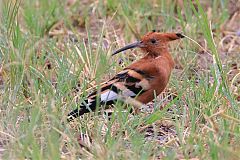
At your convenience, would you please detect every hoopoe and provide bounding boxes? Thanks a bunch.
[67,31,184,122]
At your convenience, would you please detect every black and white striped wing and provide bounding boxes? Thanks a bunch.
[67,69,147,121]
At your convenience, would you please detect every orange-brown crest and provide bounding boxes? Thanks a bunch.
[139,31,184,55]
[113,31,184,56]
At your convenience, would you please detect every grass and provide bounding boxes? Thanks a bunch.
[0,0,240,159]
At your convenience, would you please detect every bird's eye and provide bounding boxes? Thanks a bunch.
[151,39,156,44]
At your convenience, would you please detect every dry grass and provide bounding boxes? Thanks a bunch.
[0,0,240,159]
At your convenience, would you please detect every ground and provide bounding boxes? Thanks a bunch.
[0,0,240,159]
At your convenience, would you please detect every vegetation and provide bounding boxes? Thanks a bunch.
[0,0,239,159]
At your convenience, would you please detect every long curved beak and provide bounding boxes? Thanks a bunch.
[112,41,141,56]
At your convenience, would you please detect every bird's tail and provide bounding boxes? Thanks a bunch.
[67,85,120,122]
[67,98,97,122]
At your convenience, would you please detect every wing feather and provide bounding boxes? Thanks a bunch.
[67,68,152,121]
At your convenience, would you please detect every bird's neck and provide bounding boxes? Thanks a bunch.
[144,49,175,69]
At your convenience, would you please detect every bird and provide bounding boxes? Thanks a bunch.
[67,30,184,122]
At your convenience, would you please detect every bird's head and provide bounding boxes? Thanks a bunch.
[113,30,184,56]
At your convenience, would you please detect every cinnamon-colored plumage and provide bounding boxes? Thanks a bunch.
[67,31,184,122]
